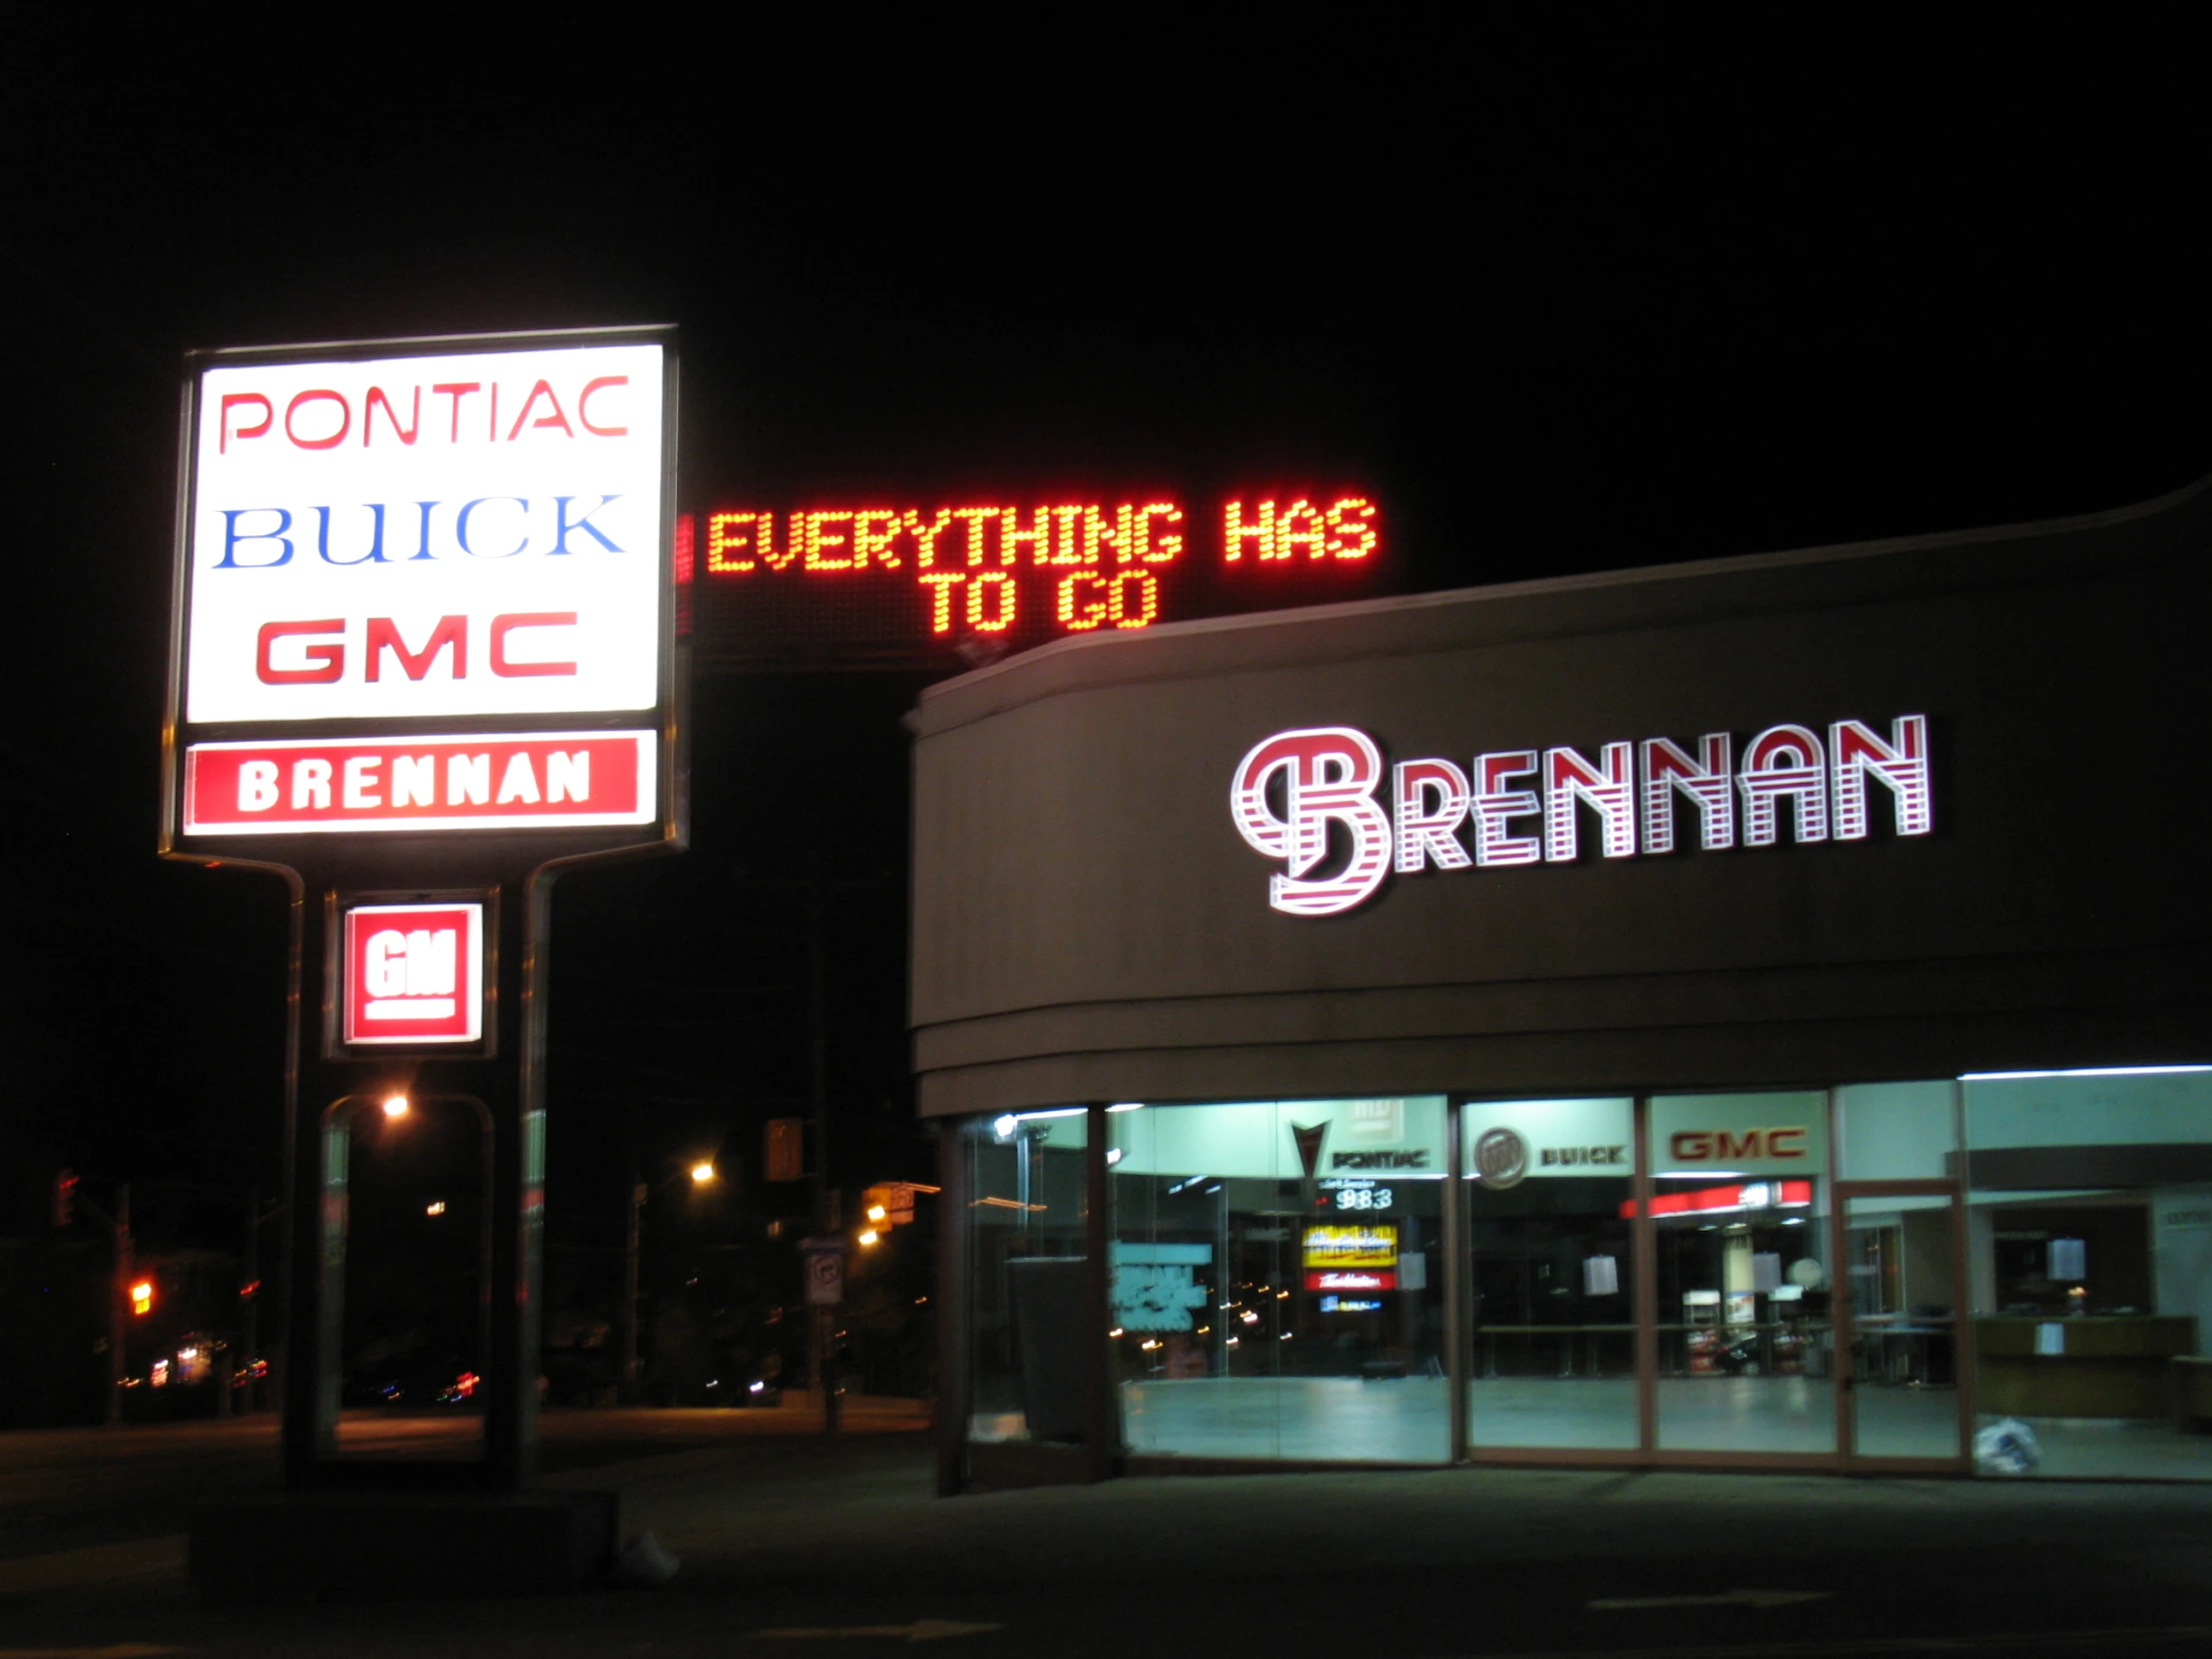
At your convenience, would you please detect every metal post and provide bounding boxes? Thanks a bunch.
[1443,1101,1467,1463]
[278,880,321,1487]
[622,1177,643,1394]
[314,1114,348,1457]
[1083,1103,1115,1480]
[934,1119,969,1497]
[1633,1095,1658,1453]
[241,1183,260,1411]
[484,873,548,1487]
[108,1183,130,1426]
[806,875,837,1434]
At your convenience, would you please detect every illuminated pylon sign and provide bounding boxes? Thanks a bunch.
[165,331,677,850]
[1231,715,1933,917]
[341,902,485,1045]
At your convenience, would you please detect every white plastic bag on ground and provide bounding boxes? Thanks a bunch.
[1973,1416,2041,1475]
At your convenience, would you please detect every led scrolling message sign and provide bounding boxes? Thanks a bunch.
[1231,715,1933,916]
[694,495,1382,665]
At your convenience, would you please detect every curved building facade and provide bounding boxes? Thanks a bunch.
[908,483,2212,1488]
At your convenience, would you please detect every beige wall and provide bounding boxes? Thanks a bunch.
[910,482,2212,1117]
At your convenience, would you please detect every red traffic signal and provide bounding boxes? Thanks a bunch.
[765,1119,805,1183]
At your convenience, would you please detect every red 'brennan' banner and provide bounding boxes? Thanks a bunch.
[184,732,654,834]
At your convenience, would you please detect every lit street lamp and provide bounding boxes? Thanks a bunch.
[623,1155,724,1398]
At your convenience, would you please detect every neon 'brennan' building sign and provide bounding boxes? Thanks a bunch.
[1231,716,1934,917]
[691,495,1382,669]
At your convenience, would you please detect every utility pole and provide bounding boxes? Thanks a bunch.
[720,864,888,1435]
[109,1184,131,1425]
[239,1184,261,1413]
[69,1178,134,1425]
[807,872,839,1435]
[622,1174,644,1397]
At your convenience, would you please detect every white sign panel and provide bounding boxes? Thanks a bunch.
[803,1245,845,1307]
[185,341,665,724]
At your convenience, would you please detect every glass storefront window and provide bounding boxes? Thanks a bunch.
[1964,1066,2212,1478]
[1836,1082,1963,1460]
[949,1071,2212,1481]
[1651,1091,1834,1453]
[1111,1098,1447,1463]
[1462,1098,1636,1450]
[963,1108,1090,1444]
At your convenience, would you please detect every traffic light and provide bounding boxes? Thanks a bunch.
[863,1183,915,1228]
[131,1280,154,1317]
[53,1169,77,1228]
[765,1119,805,1183]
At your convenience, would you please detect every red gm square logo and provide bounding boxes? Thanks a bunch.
[342,903,484,1045]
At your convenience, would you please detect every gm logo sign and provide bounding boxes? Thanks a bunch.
[341,901,485,1047]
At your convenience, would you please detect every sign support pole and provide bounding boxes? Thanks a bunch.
[108,1185,130,1426]
[807,874,839,1435]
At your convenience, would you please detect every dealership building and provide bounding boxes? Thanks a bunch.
[909,481,2212,1488]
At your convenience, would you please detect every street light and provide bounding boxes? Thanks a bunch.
[622,1157,725,1396]
[382,1094,410,1120]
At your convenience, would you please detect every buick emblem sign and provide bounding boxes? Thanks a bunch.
[1473,1127,1529,1191]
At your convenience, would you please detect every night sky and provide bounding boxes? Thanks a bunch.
[3,23,2207,1346]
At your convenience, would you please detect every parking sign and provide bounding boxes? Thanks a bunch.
[802,1241,844,1307]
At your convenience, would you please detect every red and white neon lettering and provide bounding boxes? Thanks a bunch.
[1831,716,1931,839]
[1229,728,1392,917]
[1392,759,1471,873]
[1231,718,1933,917]
[1739,725,1828,845]
[1640,734,1734,852]
[1471,752,1541,867]
[1544,743,1635,862]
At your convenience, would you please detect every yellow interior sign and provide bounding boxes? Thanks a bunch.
[1303,1224,1397,1270]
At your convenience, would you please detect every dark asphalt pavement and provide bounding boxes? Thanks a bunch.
[3,1407,2210,1656]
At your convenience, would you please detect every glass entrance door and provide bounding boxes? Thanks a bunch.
[1837,1183,1970,1466]
[1650,1092,1836,1455]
